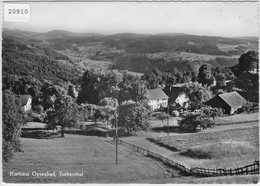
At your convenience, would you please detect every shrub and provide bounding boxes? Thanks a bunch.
[172,110,180,117]
[181,141,256,159]
[156,112,170,123]
[2,90,25,162]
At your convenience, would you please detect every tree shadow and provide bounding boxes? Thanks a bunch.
[150,126,200,134]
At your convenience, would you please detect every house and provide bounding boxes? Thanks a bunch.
[163,84,189,108]
[204,91,247,115]
[147,88,169,111]
[20,95,32,112]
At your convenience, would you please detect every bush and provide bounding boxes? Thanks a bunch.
[242,101,253,113]
[2,90,25,162]
[181,141,256,159]
[172,110,180,117]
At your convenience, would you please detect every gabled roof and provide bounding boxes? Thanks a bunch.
[19,95,32,106]
[163,85,185,102]
[218,91,247,108]
[147,88,169,100]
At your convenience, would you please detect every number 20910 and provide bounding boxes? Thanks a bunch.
[8,9,29,14]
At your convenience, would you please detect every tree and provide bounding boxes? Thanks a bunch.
[156,112,170,124]
[198,64,214,86]
[96,71,122,100]
[239,50,258,73]
[216,73,226,87]
[42,84,67,111]
[141,71,162,89]
[179,113,215,132]
[67,84,78,99]
[99,97,118,125]
[181,82,212,111]
[117,101,150,134]
[119,72,149,104]
[45,96,79,137]
[78,103,97,121]
[77,70,99,104]
[3,90,25,162]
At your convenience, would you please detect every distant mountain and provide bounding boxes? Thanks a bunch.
[156,33,189,36]
[233,36,259,41]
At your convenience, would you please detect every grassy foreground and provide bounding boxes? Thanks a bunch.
[3,134,185,184]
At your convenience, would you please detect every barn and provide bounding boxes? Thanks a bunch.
[204,91,247,115]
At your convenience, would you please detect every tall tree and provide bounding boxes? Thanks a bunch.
[198,64,214,86]
[239,50,258,73]
[77,70,99,104]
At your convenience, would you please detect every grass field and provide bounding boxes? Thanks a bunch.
[3,134,191,184]
[215,112,259,125]
[188,175,259,184]
[147,51,239,62]
[152,126,259,169]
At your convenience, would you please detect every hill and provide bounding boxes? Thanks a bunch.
[2,38,82,84]
[2,28,258,74]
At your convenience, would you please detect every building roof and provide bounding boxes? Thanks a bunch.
[22,122,46,129]
[19,95,32,106]
[218,91,247,108]
[147,88,169,101]
[163,85,185,103]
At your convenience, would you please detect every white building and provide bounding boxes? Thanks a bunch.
[20,95,32,113]
[163,84,189,109]
[147,88,169,111]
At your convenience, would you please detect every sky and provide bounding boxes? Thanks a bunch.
[3,2,259,37]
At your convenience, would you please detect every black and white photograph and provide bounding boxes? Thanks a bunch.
[1,1,259,184]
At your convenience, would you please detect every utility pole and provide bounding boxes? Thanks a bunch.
[167,104,169,136]
[115,112,118,164]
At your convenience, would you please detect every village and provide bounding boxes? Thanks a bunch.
[3,48,259,183]
[2,2,259,184]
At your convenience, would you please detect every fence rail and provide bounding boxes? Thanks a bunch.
[116,139,259,177]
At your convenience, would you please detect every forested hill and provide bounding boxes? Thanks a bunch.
[2,28,258,76]
[2,38,82,84]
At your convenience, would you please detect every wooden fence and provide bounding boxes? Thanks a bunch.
[116,139,259,177]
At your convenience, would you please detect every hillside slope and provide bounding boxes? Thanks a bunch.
[2,38,82,83]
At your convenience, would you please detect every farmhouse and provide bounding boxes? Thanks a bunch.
[163,84,189,108]
[19,95,32,113]
[147,88,169,111]
[204,91,247,115]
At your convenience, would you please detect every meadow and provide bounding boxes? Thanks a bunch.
[3,134,182,183]
[151,125,259,169]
